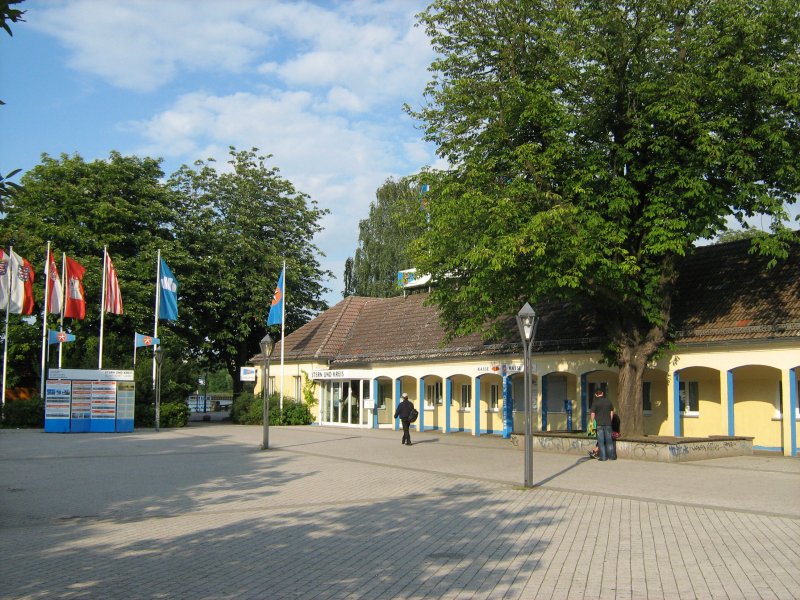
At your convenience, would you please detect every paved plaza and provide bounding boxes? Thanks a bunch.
[1,424,798,600]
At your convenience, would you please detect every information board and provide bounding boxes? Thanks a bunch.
[44,370,136,434]
[44,380,72,433]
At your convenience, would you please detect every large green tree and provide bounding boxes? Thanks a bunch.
[343,177,428,297]
[169,147,331,394]
[0,151,194,402]
[410,0,800,435]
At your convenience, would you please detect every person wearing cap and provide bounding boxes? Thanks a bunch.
[394,392,414,445]
[589,388,616,461]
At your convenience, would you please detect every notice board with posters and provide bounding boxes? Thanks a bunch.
[45,369,135,433]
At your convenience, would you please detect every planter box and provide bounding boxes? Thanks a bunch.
[513,431,753,462]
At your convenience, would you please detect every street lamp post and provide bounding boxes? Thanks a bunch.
[260,333,275,450]
[154,347,164,432]
[516,303,539,488]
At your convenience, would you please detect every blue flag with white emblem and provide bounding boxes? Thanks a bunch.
[48,329,75,345]
[159,258,178,320]
[135,332,160,348]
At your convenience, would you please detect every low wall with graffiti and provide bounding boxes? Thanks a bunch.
[514,432,753,462]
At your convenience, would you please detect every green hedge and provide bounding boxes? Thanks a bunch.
[230,392,314,426]
[2,397,45,428]
[134,401,191,428]
[1,396,189,429]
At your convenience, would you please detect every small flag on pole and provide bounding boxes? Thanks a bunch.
[267,267,284,326]
[48,329,76,345]
[8,249,35,315]
[47,250,62,315]
[64,256,87,319]
[158,258,178,320]
[135,333,160,348]
[104,251,123,314]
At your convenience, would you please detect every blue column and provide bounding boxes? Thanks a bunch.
[789,369,797,456]
[474,376,481,436]
[445,377,452,433]
[541,375,548,431]
[419,377,425,432]
[580,373,588,430]
[503,375,513,438]
[372,379,379,429]
[394,379,402,431]
[673,372,681,437]
[727,370,735,436]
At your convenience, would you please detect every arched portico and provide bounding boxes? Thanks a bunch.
[541,371,579,431]
[394,376,418,431]
[372,376,393,428]
[730,364,783,451]
[476,372,503,436]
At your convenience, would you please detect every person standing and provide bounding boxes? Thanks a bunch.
[589,412,621,459]
[590,389,616,461]
[394,392,414,445]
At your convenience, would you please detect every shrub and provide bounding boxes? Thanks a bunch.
[135,403,154,427]
[160,402,190,428]
[2,397,44,428]
[134,401,190,428]
[282,401,314,425]
[231,392,312,426]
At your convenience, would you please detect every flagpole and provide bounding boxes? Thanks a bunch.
[280,260,285,411]
[2,246,14,409]
[39,242,51,398]
[98,246,107,369]
[58,252,66,368]
[152,249,161,389]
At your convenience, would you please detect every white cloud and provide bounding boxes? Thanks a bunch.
[29,0,436,303]
[30,1,271,92]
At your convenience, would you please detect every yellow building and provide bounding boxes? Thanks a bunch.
[255,238,800,456]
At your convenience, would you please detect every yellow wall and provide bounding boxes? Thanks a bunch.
[257,341,798,455]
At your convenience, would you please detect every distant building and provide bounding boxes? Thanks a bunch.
[254,237,800,456]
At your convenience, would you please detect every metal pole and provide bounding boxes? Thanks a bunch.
[155,361,161,432]
[262,356,271,449]
[524,340,534,488]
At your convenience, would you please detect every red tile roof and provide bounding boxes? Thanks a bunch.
[255,235,800,364]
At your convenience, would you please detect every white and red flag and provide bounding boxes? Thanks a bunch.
[1,249,36,315]
[103,251,123,314]
[46,250,62,315]
[64,256,86,319]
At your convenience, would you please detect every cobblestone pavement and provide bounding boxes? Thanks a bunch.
[1,425,798,600]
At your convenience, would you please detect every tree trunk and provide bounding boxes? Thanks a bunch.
[616,350,648,436]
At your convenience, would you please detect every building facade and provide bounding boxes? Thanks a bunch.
[255,238,800,456]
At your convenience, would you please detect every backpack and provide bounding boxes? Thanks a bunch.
[409,407,419,423]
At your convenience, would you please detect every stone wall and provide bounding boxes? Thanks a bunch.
[515,433,754,462]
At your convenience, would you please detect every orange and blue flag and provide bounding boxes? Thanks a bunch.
[267,267,284,326]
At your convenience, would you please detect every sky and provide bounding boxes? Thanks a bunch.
[0,0,439,308]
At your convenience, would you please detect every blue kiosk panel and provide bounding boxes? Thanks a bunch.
[115,381,135,432]
[46,369,135,434]
[69,380,92,432]
[44,379,71,433]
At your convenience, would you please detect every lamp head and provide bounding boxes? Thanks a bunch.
[516,302,539,342]
[260,333,274,358]
[153,347,164,366]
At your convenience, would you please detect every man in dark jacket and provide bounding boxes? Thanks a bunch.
[394,393,414,445]
[590,389,616,461]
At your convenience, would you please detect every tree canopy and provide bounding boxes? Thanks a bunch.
[168,147,331,392]
[0,148,330,397]
[410,0,800,434]
[343,176,427,297]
